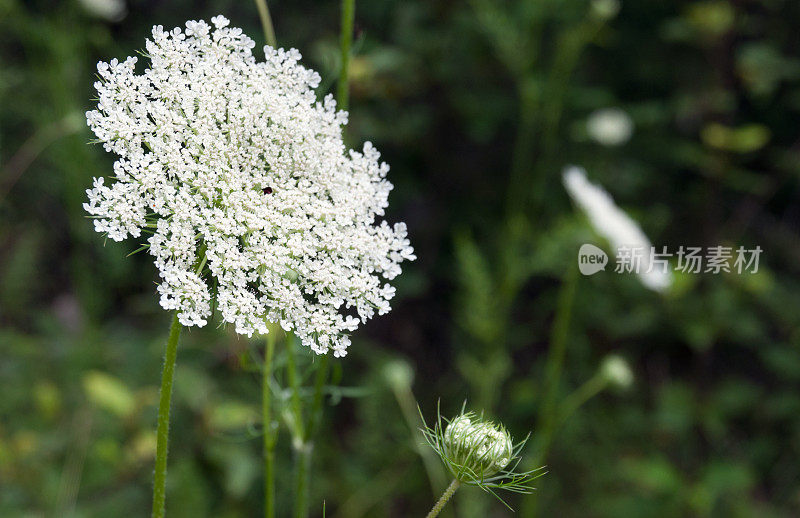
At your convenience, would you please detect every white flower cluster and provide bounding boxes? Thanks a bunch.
[84,16,415,356]
[443,414,513,476]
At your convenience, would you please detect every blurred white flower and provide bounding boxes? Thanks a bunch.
[84,16,415,356]
[563,166,671,292]
[600,354,634,389]
[586,108,633,146]
[78,0,127,22]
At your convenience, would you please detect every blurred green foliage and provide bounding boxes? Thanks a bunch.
[2,0,800,516]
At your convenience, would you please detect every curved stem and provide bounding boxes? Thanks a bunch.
[425,479,460,518]
[263,330,278,518]
[337,0,356,112]
[254,0,277,48]
[152,313,182,518]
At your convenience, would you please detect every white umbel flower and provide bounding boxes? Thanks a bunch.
[563,166,671,292]
[84,16,415,356]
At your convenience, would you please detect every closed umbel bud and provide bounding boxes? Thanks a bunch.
[443,413,513,479]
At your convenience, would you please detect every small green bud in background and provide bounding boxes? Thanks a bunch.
[590,0,620,21]
[382,358,414,393]
[600,355,634,389]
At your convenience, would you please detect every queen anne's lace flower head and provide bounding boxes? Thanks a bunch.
[84,15,415,356]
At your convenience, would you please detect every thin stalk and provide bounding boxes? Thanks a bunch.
[337,0,356,111]
[391,384,448,501]
[425,479,461,518]
[293,441,313,518]
[152,313,182,518]
[262,330,278,518]
[294,442,314,518]
[535,266,578,457]
[529,18,605,215]
[556,373,608,430]
[285,333,305,440]
[306,353,330,440]
[254,0,277,48]
[505,76,539,216]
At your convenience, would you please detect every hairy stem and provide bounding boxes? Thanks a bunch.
[262,330,278,518]
[152,313,182,518]
[425,479,461,518]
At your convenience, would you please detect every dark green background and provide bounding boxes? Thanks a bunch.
[2,0,800,516]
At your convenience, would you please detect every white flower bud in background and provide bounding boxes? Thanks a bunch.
[442,413,513,478]
[382,359,414,392]
[586,108,634,146]
[78,0,127,22]
[590,0,621,21]
[600,354,634,389]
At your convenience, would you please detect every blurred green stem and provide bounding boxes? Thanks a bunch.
[254,0,277,48]
[263,330,278,518]
[506,76,539,216]
[535,266,578,458]
[426,479,460,518]
[307,353,330,439]
[556,373,608,431]
[293,441,313,518]
[152,313,182,518]
[530,17,605,214]
[390,384,449,504]
[285,333,305,440]
[337,0,356,111]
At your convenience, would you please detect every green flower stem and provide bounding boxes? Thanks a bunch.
[254,0,277,48]
[285,333,305,440]
[152,313,182,518]
[337,0,356,112]
[306,353,330,440]
[293,441,313,518]
[556,373,608,430]
[392,385,448,500]
[425,479,461,518]
[262,330,278,518]
[285,333,309,518]
[535,265,578,457]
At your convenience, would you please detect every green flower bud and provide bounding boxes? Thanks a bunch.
[443,413,513,479]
